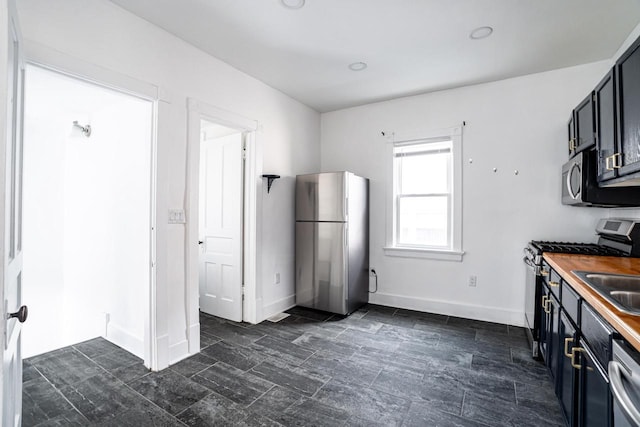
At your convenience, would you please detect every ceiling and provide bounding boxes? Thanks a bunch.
[108,0,640,113]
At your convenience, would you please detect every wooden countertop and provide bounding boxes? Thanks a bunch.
[543,253,640,351]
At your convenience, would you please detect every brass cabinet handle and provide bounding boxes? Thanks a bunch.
[571,347,585,369]
[612,152,622,169]
[606,155,613,171]
[564,338,574,358]
[570,347,594,371]
[541,295,548,313]
[549,281,560,287]
[544,297,552,314]
[541,269,549,276]
[569,138,577,151]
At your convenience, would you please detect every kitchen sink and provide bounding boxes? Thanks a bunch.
[573,271,640,315]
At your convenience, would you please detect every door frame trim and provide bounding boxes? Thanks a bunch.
[22,44,161,370]
[186,99,260,354]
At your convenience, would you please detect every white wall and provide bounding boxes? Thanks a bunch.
[22,66,152,359]
[17,0,320,366]
[321,62,614,326]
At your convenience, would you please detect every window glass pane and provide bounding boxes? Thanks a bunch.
[398,196,449,247]
[397,150,450,194]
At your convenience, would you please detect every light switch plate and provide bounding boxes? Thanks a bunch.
[168,209,186,224]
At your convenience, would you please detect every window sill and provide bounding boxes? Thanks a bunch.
[383,246,465,262]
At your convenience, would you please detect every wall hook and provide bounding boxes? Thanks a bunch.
[262,174,281,193]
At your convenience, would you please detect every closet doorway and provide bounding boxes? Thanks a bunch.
[22,65,155,365]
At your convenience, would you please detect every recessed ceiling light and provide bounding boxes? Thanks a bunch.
[281,0,305,9]
[469,26,493,40]
[348,62,368,71]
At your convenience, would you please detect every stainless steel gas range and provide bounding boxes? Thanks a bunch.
[523,218,640,359]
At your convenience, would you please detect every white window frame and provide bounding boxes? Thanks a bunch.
[384,126,464,261]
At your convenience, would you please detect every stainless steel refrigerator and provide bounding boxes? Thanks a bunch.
[295,172,369,315]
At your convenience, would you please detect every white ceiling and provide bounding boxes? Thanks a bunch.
[109,0,640,112]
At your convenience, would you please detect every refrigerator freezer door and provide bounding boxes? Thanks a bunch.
[296,221,348,314]
[296,172,347,222]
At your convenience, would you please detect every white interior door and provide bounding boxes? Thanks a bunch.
[2,0,25,425]
[198,131,243,322]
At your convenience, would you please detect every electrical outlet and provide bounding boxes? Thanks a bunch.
[275,273,280,284]
[469,275,477,287]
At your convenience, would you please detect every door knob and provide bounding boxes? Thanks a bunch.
[8,305,27,323]
[198,240,204,245]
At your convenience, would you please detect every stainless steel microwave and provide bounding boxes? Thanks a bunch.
[562,150,640,207]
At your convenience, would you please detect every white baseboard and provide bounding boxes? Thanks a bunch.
[169,339,189,365]
[106,321,145,359]
[260,295,295,324]
[369,292,525,327]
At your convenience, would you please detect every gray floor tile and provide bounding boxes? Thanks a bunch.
[29,347,103,388]
[250,360,331,396]
[73,337,122,358]
[93,347,142,372]
[171,353,217,378]
[250,335,315,366]
[462,392,564,427]
[129,370,211,415]
[177,391,280,427]
[60,372,149,423]
[292,332,359,356]
[403,402,489,427]
[314,378,411,426]
[111,362,150,383]
[301,351,382,387]
[278,398,350,427]
[192,362,274,405]
[247,385,304,419]
[201,340,265,371]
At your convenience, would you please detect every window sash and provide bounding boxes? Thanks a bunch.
[395,194,452,249]
[393,139,453,249]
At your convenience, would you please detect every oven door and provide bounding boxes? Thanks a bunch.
[524,255,542,359]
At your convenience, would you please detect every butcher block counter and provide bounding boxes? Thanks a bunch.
[544,252,640,352]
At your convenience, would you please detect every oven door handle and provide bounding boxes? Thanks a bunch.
[523,256,536,270]
[609,360,640,426]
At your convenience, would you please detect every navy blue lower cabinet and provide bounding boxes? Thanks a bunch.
[577,339,612,427]
[558,311,578,426]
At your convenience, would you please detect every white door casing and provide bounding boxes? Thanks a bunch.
[198,131,244,322]
[186,99,260,356]
[2,0,24,425]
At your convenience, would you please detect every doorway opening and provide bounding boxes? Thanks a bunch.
[185,100,259,355]
[198,121,245,322]
[21,65,155,366]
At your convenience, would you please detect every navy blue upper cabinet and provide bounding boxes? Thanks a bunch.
[573,93,596,157]
[604,36,640,185]
[595,70,617,182]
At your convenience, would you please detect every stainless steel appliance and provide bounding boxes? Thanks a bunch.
[562,149,640,207]
[610,339,640,426]
[295,172,369,315]
[524,218,640,359]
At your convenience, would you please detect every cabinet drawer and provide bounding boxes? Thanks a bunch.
[581,302,613,370]
[561,280,580,325]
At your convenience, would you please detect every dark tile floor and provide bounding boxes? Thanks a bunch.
[23,305,565,426]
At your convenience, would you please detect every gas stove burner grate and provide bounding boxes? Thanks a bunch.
[529,240,627,257]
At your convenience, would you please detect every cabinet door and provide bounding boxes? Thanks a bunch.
[616,38,640,177]
[540,285,551,362]
[577,340,612,427]
[575,93,596,155]
[595,69,618,182]
[548,293,561,382]
[558,311,577,426]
